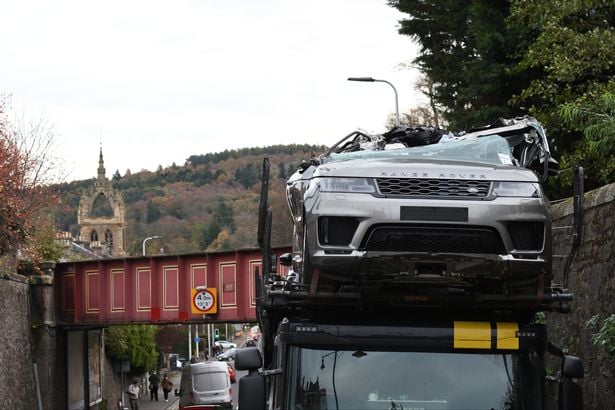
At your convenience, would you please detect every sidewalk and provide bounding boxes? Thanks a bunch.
[133,371,181,410]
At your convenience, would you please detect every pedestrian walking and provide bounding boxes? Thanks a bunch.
[148,372,160,401]
[212,344,221,357]
[161,374,174,402]
[127,379,140,410]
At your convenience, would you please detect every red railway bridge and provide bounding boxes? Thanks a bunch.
[55,246,291,327]
[18,246,292,409]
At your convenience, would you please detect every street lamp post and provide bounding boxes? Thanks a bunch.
[348,77,400,127]
[142,235,162,256]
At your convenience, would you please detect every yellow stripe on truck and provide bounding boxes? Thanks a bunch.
[496,322,519,350]
[453,321,491,349]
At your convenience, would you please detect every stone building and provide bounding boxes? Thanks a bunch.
[77,148,127,257]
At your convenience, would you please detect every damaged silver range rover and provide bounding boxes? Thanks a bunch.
[286,116,560,291]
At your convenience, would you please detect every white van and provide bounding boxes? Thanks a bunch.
[176,361,232,409]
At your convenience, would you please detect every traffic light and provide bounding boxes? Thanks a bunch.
[214,328,220,340]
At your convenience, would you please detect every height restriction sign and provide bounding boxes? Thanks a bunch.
[191,287,217,314]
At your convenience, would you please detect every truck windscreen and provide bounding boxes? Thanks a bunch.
[286,347,542,410]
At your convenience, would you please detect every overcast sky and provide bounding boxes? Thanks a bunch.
[0,0,422,182]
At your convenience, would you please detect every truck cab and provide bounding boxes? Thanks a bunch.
[270,316,545,409]
[237,309,583,410]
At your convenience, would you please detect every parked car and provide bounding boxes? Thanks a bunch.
[226,363,236,383]
[286,117,558,288]
[247,325,261,346]
[175,361,232,409]
[217,347,237,362]
[214,340,237,350]
[169,353,183,370]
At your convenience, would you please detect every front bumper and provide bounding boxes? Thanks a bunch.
[303,192,551,278]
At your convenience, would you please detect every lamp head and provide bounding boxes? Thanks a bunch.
[348,77,375,82]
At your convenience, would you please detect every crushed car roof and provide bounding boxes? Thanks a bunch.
[319,116,558,178]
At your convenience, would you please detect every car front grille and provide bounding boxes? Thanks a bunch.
[376,178,491,199]
[362,225,505,254]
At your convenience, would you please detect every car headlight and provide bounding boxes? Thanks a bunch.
[492,181,541,198]
[318,177,376,193]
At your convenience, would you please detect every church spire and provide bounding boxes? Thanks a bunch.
[97,146,106,181]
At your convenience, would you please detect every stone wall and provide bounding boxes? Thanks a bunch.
[100,340,128,410]
[551,183,615,409]
[29,270,60,410]
[0,271,37,409]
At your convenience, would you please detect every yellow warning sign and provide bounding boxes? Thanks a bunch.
[191,287,217,314]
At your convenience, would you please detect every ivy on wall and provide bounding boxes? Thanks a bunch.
[586,314,615,360]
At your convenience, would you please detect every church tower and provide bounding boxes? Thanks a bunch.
[78,148,127,257]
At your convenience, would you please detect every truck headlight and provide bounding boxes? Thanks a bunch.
[318,177,376,194]
[492,182,541,198]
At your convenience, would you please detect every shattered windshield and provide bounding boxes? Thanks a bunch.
[327,135,515,166]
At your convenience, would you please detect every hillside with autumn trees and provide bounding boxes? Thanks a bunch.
[51,144,324,256]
